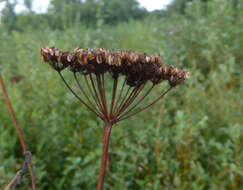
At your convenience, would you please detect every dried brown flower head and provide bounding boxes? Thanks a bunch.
[41,46,189,87]
[41,46,189,123]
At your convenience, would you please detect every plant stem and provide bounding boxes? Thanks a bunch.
[4,151,31,190]
[0,74,36,190]
[97,122,112,190]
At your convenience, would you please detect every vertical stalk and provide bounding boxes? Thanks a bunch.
[97,122,112,190]
[0,74,36,190]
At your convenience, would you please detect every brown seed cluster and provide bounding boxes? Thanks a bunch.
[41,46,189,87]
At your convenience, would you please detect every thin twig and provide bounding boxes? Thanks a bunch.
[4,151,32,190]
[0,74,36,190]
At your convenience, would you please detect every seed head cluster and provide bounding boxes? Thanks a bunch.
[41,46,189,87]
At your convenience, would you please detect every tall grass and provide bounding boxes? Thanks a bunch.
[0,0,242,189]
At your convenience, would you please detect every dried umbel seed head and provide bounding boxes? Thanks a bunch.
[41,46,190,87]
[40,46,190,190]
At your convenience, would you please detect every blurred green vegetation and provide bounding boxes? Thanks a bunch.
[0,0,242,189]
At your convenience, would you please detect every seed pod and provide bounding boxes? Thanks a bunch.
[127,51,136,66]
[139,54,146,64]
[87,52,96,63]
[96,54,103,64]
[134,54,140,63]
[67,53,73,63]
[163,66,168,75]
[41,47,51,62]
[48,47,55,56]
[116,55,122,67]
[153,54,162,66]
[145,56,151,63]
[172,67,178,77]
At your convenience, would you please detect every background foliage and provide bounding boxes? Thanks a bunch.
[0,0,242,189]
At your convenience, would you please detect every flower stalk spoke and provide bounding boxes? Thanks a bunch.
[117,86,173,122]
[101,73,108,117]
[74,73,102,116]
[96,74,109,120]
[89,73,105,115]
[59,72,101,118]
[118,83,155,119]
[113,85,132,117]
[115,82,145,118]
[112,76,127,116]
[120,82,148,114]
[84,74,103,113]
[109,75,119,118]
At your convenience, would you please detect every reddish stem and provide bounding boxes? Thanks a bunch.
[112,77,127,116]
[109,76,118,118]
[116,82,146,118]
[58,72,101,118]
[89,74,105,114]
[114,86,131,116]
[0,74,37,190]
[101,73,108,112]
[96,74,108,120]
[85,74,103,113]
[97,122,112,190]
[74,73,102,116]
[118,83,154,119]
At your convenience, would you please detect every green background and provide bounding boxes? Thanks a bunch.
[0,0,242,189]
